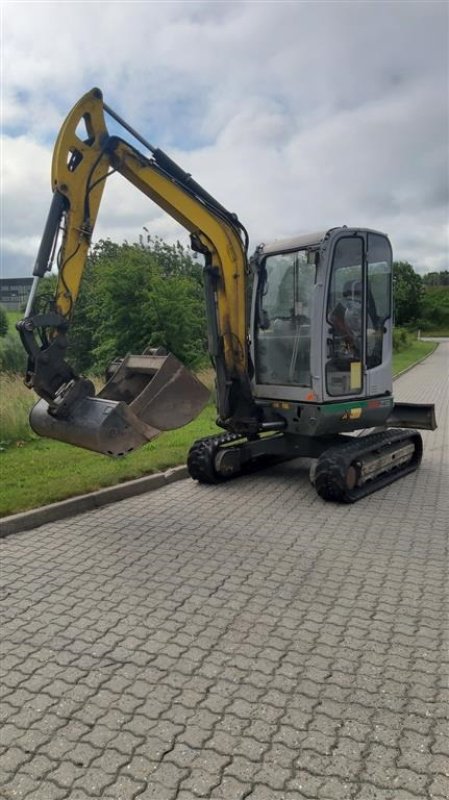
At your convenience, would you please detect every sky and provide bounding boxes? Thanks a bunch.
[1,0,448,278]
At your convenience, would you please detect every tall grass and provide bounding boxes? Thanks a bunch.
[0,373,35,444]
[0,331,27,372]
[0,367,215,448]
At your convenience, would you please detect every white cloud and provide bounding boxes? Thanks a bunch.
[1,0,448,276]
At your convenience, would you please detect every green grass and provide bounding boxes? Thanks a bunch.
[6,310,22,326]
[392,339,437,375]
[419,329,449,338]
[0,374,36,443]
[0,404,220,516]
[0,340,439,517]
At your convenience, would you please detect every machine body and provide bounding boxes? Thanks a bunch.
[18,89,436,501]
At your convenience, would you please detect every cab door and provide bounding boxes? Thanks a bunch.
[324,234,366,399]
[323,231,393,401]
[365,233,393,396]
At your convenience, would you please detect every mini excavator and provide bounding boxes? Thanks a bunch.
[18,89,436,502]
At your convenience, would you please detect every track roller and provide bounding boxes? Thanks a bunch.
[314,429,423,503]
[187,432,243,484]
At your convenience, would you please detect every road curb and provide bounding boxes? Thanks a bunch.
[0,465,189,538]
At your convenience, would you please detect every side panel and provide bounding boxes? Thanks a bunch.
[253,396,395,436]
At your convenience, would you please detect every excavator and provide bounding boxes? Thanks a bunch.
[17,88,436,502]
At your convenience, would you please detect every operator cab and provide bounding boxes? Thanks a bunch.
[251,228,393,404]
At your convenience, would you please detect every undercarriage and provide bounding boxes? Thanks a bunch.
[187,427,424,503]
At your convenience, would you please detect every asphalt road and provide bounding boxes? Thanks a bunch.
[1,344,448,800]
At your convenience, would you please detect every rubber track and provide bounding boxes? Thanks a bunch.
[187,432,242,484]
[187,431,286,484]
[314,428,423,503]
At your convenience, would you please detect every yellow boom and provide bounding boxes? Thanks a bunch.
[52,88,248,376]
[18,88,253,455]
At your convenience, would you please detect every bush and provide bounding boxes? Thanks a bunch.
[0,306,8,337]
[0,332,27,372]
[393,327,412,353]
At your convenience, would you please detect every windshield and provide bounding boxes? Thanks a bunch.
[255,249,316,387]
[260,250,315,323]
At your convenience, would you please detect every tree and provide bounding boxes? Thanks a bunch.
[0,305,8,337]
[392,261,423,326]
[67,236,208,374]
[422,270,449,287]
[16,235,208,376]
[420,286,449,330]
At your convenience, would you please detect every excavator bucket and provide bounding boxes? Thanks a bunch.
[29,353,210,457]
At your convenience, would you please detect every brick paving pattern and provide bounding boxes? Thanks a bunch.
[1,343,448,800]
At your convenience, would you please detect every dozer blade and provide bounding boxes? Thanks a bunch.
[29,353,209,457]
[386,401,437,431]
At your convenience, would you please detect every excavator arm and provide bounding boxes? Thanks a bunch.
[18,88,253,455]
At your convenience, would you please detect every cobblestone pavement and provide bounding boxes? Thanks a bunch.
[1,345,448,800]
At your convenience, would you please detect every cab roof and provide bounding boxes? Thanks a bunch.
[258,230,329,256]
[258,227,389,256]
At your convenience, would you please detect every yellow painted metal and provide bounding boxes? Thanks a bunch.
[350,361,362,390]
[51,89,110,317]
[50,88,248,377]
[111,141,247,375]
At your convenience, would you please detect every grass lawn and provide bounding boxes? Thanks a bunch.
[0,404,220,516]
[392,339,437,375]
[6,310,22,326]
[0,339,439,517]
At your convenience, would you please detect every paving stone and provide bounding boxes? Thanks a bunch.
[225,755,261,783]
[246,784,304,800]
[254,761,291,790]
[209,775,251,799]
[89,747,130,774]
[287,769,325,796]
[105,773,147,798]
[319,777,356,798]
[21,753,56,781]
[180,768,222,797]
[164,743,198,770]
[178,725,212,749]
[205,730,238,756]
[1,344,447,799]
[137,782,178,799]
[70,766,117,795]
[233,736,269,762]
[0,747,30,774]
[429,775,449,797]
[1,773,43,798]
[188,748,230,775]
[21,781,68,799]
[352,785,394,799]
